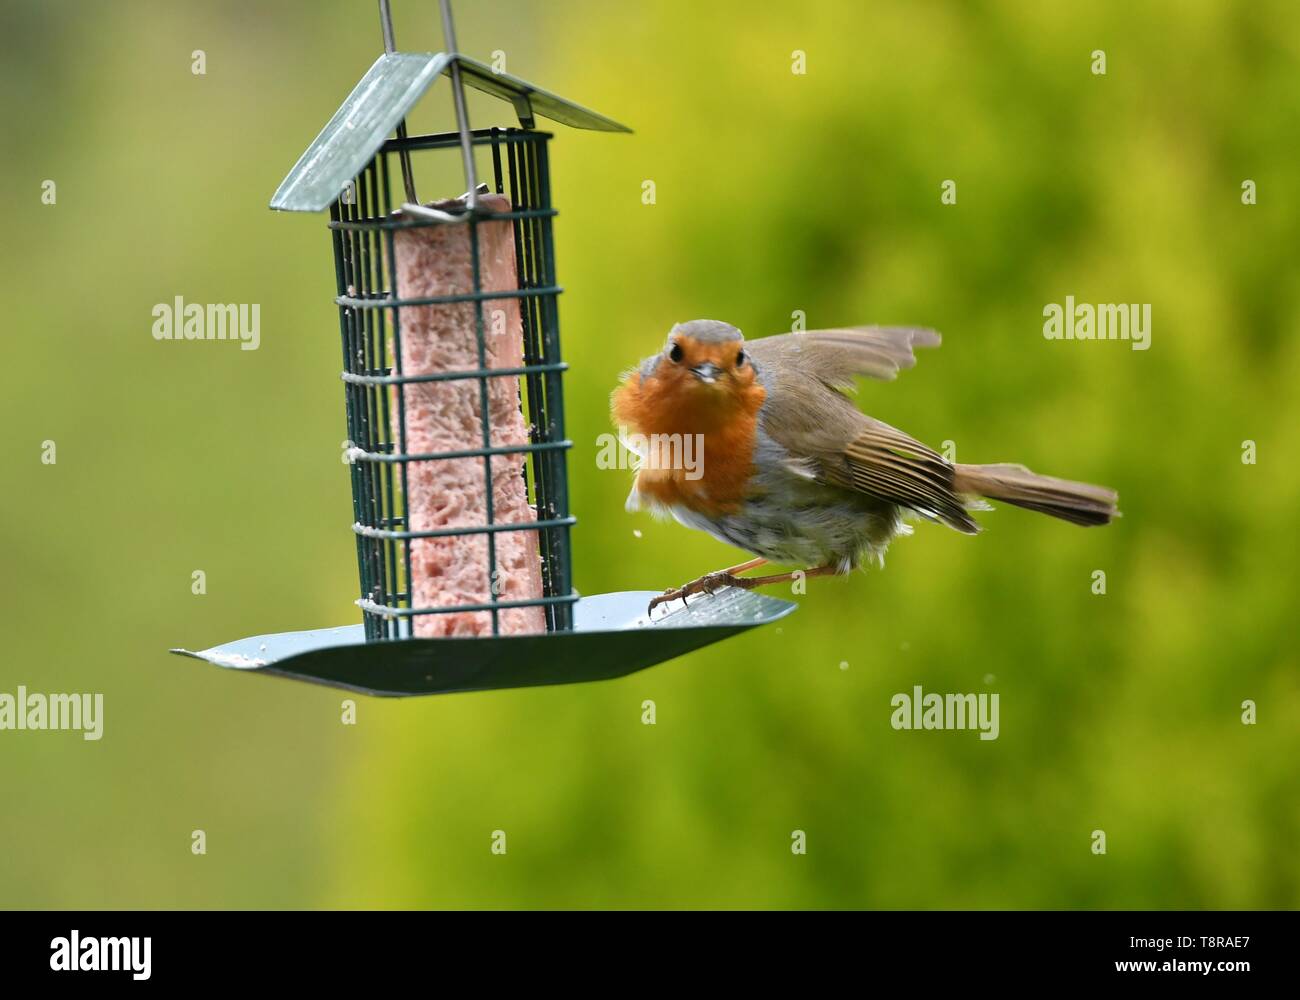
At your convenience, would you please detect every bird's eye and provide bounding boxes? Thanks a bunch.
[669,343,684,363]
[736,350,746,367]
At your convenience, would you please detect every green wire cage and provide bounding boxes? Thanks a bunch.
[335,126,575,641]
[172,0,795,696]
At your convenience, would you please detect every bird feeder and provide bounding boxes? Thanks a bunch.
[172,0,795,696]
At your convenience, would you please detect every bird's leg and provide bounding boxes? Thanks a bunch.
[722,556,769,576]
[648,558,768,616]
[648,561,839,616]
[719,564,840,593]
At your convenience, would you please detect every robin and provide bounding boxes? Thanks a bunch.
[611,320,1119,615]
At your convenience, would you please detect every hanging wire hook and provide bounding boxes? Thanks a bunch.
[439,0,480,213]
[378,0,419,207]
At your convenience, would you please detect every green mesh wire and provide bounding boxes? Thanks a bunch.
[328,127,575,640]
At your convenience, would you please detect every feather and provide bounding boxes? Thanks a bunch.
[745,326,941,388]
[843,422,979,533]
[952,463,1119,526]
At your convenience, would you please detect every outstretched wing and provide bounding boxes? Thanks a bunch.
[744,326,940,389]
[751,327,978,533]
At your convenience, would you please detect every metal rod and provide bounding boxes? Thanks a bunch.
[439,0,479,211]
[340,361,569,387]
[358,592,577,618]
[354,516,577,542]
[330,205,556,231]
[378,0,419,206]
[397,202,465,224]
[349,439,572,463]
[378,0,397,49]
[381,127,555,155]
[335,284,562,309]
[379,153,416,639]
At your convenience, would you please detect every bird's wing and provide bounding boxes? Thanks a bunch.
[755,353,979,534]
[744,326,940,389]
[840,419,978,533]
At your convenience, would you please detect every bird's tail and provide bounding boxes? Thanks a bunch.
[953,463,1119,527]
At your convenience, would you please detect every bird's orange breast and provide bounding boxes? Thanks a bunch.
[612,370,767,517]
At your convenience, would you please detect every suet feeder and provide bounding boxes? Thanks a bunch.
[172,0,796,696]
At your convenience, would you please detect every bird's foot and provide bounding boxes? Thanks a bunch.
[646,562,839,617]
[647,571,753,617]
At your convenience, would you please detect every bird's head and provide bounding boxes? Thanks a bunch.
[613,320,764,435]
[657,319,753,388]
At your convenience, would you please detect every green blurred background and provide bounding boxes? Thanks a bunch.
[2,0,1297,909]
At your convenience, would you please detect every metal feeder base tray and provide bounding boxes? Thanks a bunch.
[171,588,796,697]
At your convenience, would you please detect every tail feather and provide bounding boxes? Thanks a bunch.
[953,463,1119,527]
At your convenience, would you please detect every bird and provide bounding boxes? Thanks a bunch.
[611,320,1119,616]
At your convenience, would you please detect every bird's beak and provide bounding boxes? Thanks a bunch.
[690,361,723,384]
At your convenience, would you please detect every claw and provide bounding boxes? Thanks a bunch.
[647,588,688,617]
[647,571,751,618]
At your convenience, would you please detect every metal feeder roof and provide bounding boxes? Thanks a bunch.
[270,51,631,213]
